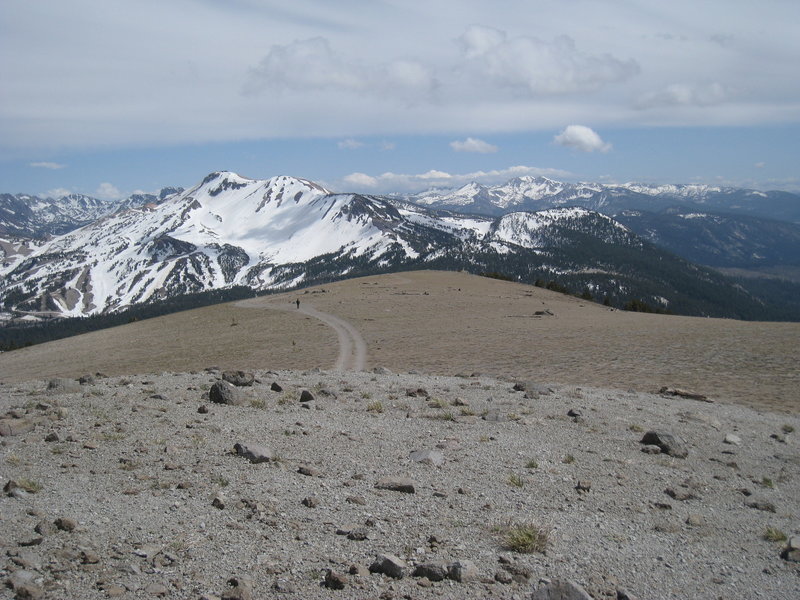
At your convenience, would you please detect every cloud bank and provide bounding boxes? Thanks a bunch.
[449,137,498,153]
[337,164,572,194]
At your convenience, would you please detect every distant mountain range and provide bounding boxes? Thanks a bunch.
[1,172,799,325]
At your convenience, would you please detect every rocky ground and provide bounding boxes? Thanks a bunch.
[1,368,799,599]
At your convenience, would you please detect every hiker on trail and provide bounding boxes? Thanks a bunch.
[296,299,300,309]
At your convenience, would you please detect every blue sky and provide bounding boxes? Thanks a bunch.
[1,0,799,199]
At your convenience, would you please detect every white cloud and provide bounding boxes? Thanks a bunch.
[29,161,66,169]
[553,125,612,153]
[337,164,572,194]
[456,25,639,96]
[450,137,498,153]
[95,182,122,200]
[245,37,435,101]
[45,187,72,198]
[754,161,765,169]
[635,82,728,109]
[379,141,396,151]
[338,138,365,150]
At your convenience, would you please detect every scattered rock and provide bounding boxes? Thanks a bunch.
[222,370,255,387]
[640,430,689,458]
[0,418,36,436]
[659,387,710,402]
[412,562,449,582]
[723,433,741,446]
[233,442,275,463]
[375,477,417,494]
[575,480,592,494]
[447,559,479,583]
[781,536,800,562]
[301,496,319,508]
[209,381,246,406]
[532,578,594,600]
[665,488,697,501]
[322,569,347,590]
[369,554,407,579]
[406,387,429,398]
[297,464,322,477]
[685,514,704,527]
[47,378,81,394]
[198,404,209,414]
[221,577,253,600]
[409,449,444,466]
[745,500,776,513]
[299,389,315,402]
[270,382,283,392]
[54,517,76,532]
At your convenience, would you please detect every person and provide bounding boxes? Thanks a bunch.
[296,299,300,309]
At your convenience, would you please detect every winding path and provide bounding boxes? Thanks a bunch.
[235,298,367,371]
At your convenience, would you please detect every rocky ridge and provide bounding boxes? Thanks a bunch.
[1,368,798,599]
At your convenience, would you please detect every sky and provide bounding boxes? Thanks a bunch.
[1,0,800,199]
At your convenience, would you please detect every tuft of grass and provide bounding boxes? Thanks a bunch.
[17,478,42,494]
[760,477,774,488]
[212,475,229,488]
[433,411,455,421]
[366,401,384,413]
[250,398,267,409]
[428,397,447,409]
[498,522,549,554]
[763,527,787,542]
[507,473,525,488]
[360,391,372,400]
[562,454,576,464]
[479,435,490,442]
[5,453,21,466]
[459,407,476,416]
[277,392,292,406]
[782,424,794,434]
[629,424,644,433]
[525,458,539,470]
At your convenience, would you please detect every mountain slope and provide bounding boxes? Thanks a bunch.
[403,176,800,223]
[0,172,789,323]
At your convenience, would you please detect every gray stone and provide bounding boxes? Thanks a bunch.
[723,433,741,446]
[409,449,444,466]
[54,517,76,532]
[482,411,508,422]
[447,560,479,583]
[299,389,315,402]
[222,370,255,387]
[369,553,407,579]
[640,430,688,458]
[270,382,283,392]
[0,418,35,437]
[234,442,275,463]
[322,569,347,590]
[412,562,449,581]
[745,500,776,512]
[209,381,246,406]
[532,579,594,600]
[375,477,417,493]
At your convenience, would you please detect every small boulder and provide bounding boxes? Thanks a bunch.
[222,371,255,387]
[369,554,407,579]
[375,477,417,494]
[409,449,444,467]
[412,562,448,582]
[233,442,275,463]
[447,560,479,583]
[322,569,347,590]
[0,418,36,437]
[299,390,315,403]
[532,579,594,600]
[723,433,741,446]
[209,381,246,406]
[270,382,283,392]
[640,430,688,458]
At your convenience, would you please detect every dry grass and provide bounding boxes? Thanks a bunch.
[2,270,799,413]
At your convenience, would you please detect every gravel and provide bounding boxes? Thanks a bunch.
[1,368,798,599]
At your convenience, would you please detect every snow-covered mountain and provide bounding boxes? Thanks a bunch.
[0,187,182,238]
[401,176,800,223]
[1,171,788,322]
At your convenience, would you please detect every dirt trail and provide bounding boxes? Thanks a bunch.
[235,298,366,371]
